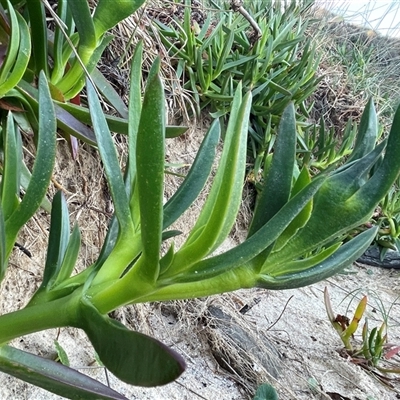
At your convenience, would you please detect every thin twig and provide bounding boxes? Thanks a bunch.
[266,295,294,331]
[230,1,262,41]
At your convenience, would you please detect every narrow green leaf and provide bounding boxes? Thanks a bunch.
[163,119,220,229]
[267,242,341,276]
[16,80,97,145]
[5,72,56,257]
[171,87,251,269]
[347,98,377,163]
[0,1,20,85]
[127,40,143,195]
[91,68,128,118]
[51,0,70,84]
[78,300,185,386]
[273,167,312,251]
[0,206,6,282]
[1,113,20,220]
[66,0,96,49]
[86,78,132,235]
[167,177,323,283]
[249,103,297,236]
[41,191,70,289]
[53,98,186,139]
[213,29,234,79]
[63,34,114,100]
[258,227,377,290]
[0,12,31,96]
[0,345,128,400]
[26,0,48,75]
[54,223,81,286]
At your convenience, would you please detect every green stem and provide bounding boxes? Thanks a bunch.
[0,290,81,345]
[90,266,258,314]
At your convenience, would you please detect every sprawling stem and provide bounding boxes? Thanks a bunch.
[90,266,258,314]
[0,290,81,345]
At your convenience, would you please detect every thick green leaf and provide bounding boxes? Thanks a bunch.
[127,40,143,199]
[63,34,114,100]
[78,299,185,386]
[257,227,377,290]
[53,223,81,286]
[86,78,132,234]
[267,242,341,276]
[264,140,387,268]
[347,98,377,163]
[51,0,71,84]
[163,119,220,229]
[135,69,165,281]
[249,102,297,236]
[41,191,70,289]
[0,1,20,85]
[1,113,21,220]
[0,206,6,282]
[66,0,96,49]
[0,11,31,96]
[5,72,56,256]
[171,86,252,269]
[16,80,97,145]
[0,345,128,400]
[91,68,128,118]
[93,0,146,39]
[167,176,323,283]
[26,0,48,75]
[53,99,185,140]
[273,167,312,251]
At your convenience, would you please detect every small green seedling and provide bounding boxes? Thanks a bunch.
[324,287,400,376]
